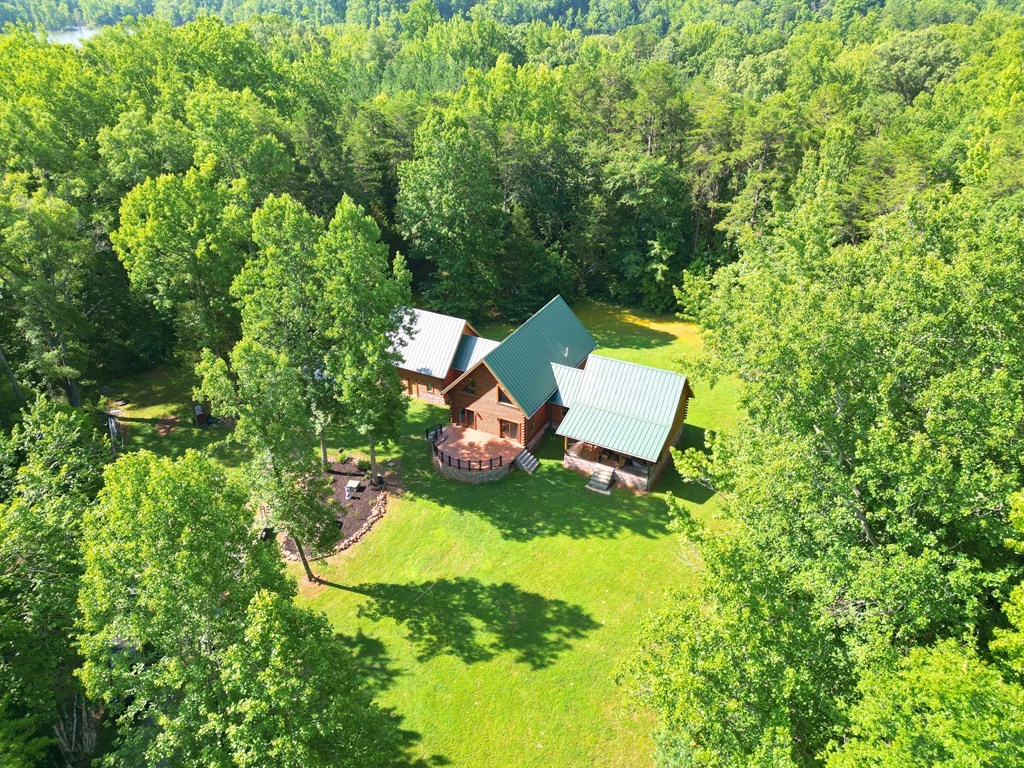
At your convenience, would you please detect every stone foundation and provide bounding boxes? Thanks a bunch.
[563,452,650,491]
[434,454,513,483]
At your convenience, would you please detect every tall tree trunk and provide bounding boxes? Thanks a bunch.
[53,329,82,408]
[319,428,328,467]
[53,691,98,768]
[369,441,377,476]
[0,345,25,409]
[64,376,82,409]
[293,535,317,582]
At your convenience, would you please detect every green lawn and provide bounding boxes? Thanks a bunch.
[103,366,246,470]
[299,302,740,768]
[106,300,740,768]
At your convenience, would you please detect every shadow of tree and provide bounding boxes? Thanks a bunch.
[332,578,598,669]
[583,311,678,352]
[403,435,672,541]
[667,424,717,505]
[677,423,708,453]
[336,629,404,695]
[475,300,679,353]
[331,630,451,766]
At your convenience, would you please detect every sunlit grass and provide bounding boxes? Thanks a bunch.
[299,300,740,768]
[103,365,246,471]
[109,300,741,768]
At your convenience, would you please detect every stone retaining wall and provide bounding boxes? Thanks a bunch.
[336,491,390,552]
[281,490,391,561]
[563,452,649,491]
[434,454,513,483]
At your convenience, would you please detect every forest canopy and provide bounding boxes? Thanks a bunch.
[3,0,1024,412]
[3,0,1024,764]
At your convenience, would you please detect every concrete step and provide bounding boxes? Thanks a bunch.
[515,449,540,474]
[587,467,615,493]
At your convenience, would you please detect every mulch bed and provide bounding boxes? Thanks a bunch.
[327,457,384,540]
[280,456,400,561]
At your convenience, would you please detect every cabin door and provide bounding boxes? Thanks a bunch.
[458,408,475,428]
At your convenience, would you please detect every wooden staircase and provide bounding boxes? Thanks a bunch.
[586,465,615,494]
[515,449,540,475]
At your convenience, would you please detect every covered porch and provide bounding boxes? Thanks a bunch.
[563,439,652,490]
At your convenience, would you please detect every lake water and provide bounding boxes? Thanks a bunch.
[47,27,102,45]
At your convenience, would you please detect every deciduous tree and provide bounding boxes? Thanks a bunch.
[112,158,251,357]
[0,399,107,767]
[320,195,412,475]
[196,340,339,582]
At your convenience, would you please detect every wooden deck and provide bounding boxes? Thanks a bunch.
[435,425,523,465]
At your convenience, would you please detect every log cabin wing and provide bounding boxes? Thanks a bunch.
[553,355,694,490]
[394,308,482,404]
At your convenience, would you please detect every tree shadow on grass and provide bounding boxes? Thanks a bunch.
[477,300,680,353]
[665,424,717,506]
[403,436,672,542]
[583,306,679,353]
[337,629,405,695]
[333,630,451,766]
[358,700,452,767]
[328,577,598,670]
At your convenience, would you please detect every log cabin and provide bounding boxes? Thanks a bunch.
[552,354,695,491]
[394,296,694,491]
[441,295,595,449]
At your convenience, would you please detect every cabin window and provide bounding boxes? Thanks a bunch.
[497,388,513,405]
[425,383,434,393]
[500,419,519,440]
[462,379,476,395]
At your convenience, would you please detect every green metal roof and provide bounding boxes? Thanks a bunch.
[395,309,468,379]
[549,363,585,407]
[452,334,501,372]
[477,296,596,416]
[555,355,689,462]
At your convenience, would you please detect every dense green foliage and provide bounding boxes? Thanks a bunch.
[0,400,107,766]
[4,0,1024,764]
[4,0,1024,404]
[79,450,408,767]
[196,191,411,580]
[634,115,1024,768]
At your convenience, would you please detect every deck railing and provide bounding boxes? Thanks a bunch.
[432,442,503,472]
[425,423,443,442]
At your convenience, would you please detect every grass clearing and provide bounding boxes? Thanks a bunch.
[300,301,740,768]
[103,365,246,470]
[106,300,740,768]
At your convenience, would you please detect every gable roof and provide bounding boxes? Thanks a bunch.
[452,334,501,372]
[555,355,691,462]
[394,308,468,379]
[444,296,596,416]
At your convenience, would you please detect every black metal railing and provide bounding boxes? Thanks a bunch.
[425,423,443,442]
[432,442,503,471]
